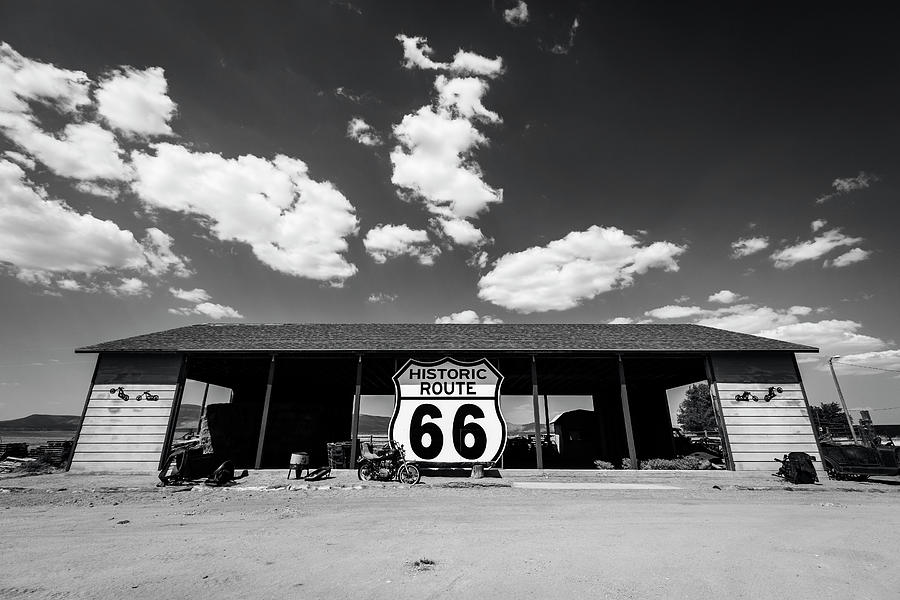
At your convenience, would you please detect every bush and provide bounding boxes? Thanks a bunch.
[593,459,615,470]
[640,456,704,470]
[621,457,635,469]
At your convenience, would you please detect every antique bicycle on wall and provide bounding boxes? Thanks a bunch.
[357,441,421,485]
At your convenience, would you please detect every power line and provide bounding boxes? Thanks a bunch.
[834,360,900,374]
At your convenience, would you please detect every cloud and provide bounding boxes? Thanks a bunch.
[731,236,769,258]
[367,292,397,304]
[74,181,120,199]
[95,67,176,137]
[825,247,871,268]
[346,117,383,146]
[504,1,529,26]
[758,320,886,356]
[130,143,359,284]
[3,150,34,170]
[477,225,686,313]
[708,289,744,304]
[434,75,501,123]
[169,302,243,320]
[170,287,212,303]
[0,43,130,181]
[642,300,887,358]
[0,159,186,286]
[548,18,580,55]
[169,286,242,319]
[608,317,634,324]
[834,350,900,374]
[363,224,440,265]
[395,35,504,78]
[435,310,503,324]
[816,171,879,203]
[107,277,148,297]
[644,305,706,320]
[811,219,827,232]
[770,228,864,269]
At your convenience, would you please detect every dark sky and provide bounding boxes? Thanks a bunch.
[0,1,898,420]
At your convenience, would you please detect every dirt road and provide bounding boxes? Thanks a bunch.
[1,473,898,599]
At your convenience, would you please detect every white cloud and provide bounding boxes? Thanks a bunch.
[758,320,886,356]
[434,75,501,123]
[367,292,397,304]
[435,310,503,324]
[608,317,634,324]
[95,66,176,137]
[708,289,744,304]
[130,143,359,284]
[825,247,871,268]
[731,236,769,258]
[347,117,383,146]
[478,225,686,313]
[363,224,440,265]
[504,1,529,26]
[74,180,120,199]
[0,115,131,180]
[107,277,148,297]
[0,42,90,114]
[3,150,34,170]
[391,106,500,246]
[0,159,185,286]
[170,287,212,303]
[169,302,243,320]
[644,305,705,320]
[0,44,130,181]
[395,35,504,78]
[770,228,864,269]
[816,171,879,203]
[834,350,900,374]
[811,219,827,232]
[548,18,580,55]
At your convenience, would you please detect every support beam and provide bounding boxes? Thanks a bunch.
[705,355,734,471]
[66,355,101,472]
[348,354,364,468]
[617,354,638,469]
[196,383,210,435]
[531,355,544,470]
[543,394,551,445]
[254,354,277,469]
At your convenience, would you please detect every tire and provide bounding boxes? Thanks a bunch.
[358,462,376,481]
[398,462,420,485]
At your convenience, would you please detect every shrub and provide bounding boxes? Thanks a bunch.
[593,459,615,470]
[640,456,704,470]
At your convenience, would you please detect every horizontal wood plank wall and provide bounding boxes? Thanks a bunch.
[716,382,820,471]
[69,384,177,473]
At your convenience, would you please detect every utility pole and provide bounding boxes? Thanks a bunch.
[828,356,858,443]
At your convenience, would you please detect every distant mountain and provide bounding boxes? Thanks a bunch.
[175,404,202,430]
[0,414,81,430]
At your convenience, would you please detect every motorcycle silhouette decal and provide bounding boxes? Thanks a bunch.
[389,357,507,465]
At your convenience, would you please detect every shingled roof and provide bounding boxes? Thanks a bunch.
[75,323,818,354]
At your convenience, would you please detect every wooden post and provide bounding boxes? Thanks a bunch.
[704,355,735,471]
[617,354,638,469]
[531,355,544,470]
[254,354,277,470]
[543,394,551,443]
[196,382,210,435]
[348,354,363,468]
[794,354,825,463]
[66,354,101,472]
[159,354,189,471]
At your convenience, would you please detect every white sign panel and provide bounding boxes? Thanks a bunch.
[389,357,506,465]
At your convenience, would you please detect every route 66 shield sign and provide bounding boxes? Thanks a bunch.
[389,357,506,465]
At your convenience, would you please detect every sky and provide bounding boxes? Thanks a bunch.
[1,1,899,423]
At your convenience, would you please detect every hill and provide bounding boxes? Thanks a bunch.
[0,414,81,430]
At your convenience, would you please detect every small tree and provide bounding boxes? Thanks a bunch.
[810,402,847,435]
[676,383,717,433]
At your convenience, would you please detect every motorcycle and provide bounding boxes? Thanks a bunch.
[357,441,421,485]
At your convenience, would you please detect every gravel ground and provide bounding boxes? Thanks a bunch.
[1,470,899,599]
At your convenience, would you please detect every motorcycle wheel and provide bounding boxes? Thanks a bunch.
[358,462,376,481]
[397,462,420,485]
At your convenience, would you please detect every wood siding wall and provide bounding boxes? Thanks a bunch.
[69,384,177,472]
[713,382,820,471]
